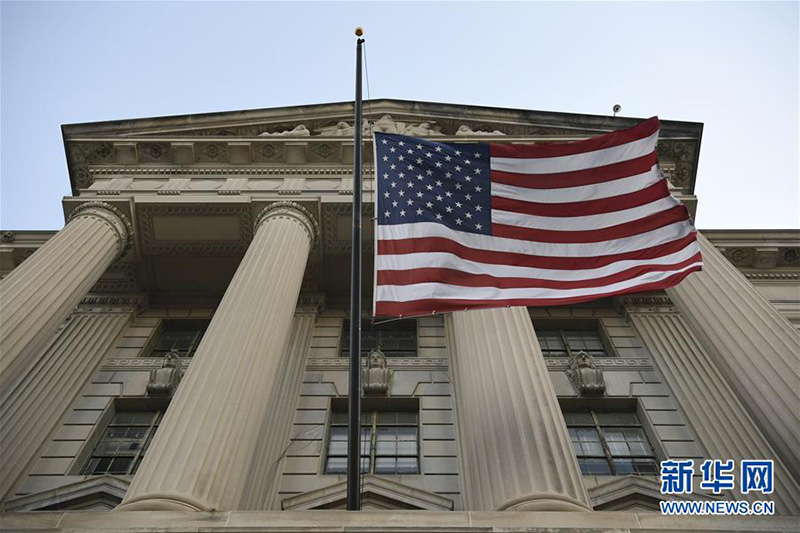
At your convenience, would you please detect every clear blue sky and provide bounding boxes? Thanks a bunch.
[1,1,798,230]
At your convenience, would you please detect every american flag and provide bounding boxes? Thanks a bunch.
[373,117,702,317]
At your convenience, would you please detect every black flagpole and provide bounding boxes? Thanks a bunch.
[347,27,365,512]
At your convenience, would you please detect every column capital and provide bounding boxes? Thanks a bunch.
[613,293,678,318]
[68,201,134,259]
[255,202,319,245]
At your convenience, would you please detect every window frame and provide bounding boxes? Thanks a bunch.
[341,319,418,358]
[532,318,616,358]
[145,319,210,358]
[323,397,421,476]
[72,397,170,476]
[560,398,662,477]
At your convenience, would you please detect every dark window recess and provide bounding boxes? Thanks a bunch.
[82,411,163,476]
[565,411,657,476]
[537,329,608,358]
[325,410,420,475]
[148,320,208,358]
[342,319,417,357]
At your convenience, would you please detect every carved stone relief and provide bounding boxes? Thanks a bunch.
[566,351,606,397]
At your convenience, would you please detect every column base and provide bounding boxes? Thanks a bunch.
[115,494,208,512]
[498,492,592,512]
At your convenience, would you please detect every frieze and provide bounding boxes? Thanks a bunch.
[656,140,697,189]
[138,142,172,163]
[545,357,653,370]
[744,271,800,281]
[322,203,375,254]
[306,357,449,369]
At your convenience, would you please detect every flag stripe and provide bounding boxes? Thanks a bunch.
[490,151,659,189]
[376,240,701,281]
[491,180,670,217]
[377,232,699,271]
[491,164,661,204]
[376,262,701,304]
[491,195,680,231]
[377,220,695,257]
[489,117,660,159]
[378,253,702,290]
[490,131,657,174]
[374,267,700,316]
[492,205,689,244]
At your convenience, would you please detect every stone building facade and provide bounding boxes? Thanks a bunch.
[0,100,798,532]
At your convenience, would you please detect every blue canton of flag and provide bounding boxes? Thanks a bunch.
[375,133,492,234]
[700,459,735,494]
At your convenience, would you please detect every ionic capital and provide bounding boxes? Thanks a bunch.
[254,201,319,245]
[68,202,134,259]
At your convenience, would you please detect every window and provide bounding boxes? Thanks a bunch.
[537,328,609,358]
[82,411,163,476]
[147,320,208,358]
[325,400,420,475]
[565,411,657,476]
[342,319,417,358]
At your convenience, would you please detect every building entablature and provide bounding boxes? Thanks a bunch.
[62,99,703,197]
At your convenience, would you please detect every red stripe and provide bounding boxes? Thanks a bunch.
[492,205,689,244]
[374,266,701,317]
[377,253,702,290]
[489,117,659,159]
[377,232,699,270]
[491,152,658,188]
[491,180,670,217]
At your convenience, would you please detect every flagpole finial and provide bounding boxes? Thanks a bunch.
[355,27,364,36]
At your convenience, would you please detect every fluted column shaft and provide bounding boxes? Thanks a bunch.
[448,307,591,512]
[626,301,800,514]
[0,202,132,393]
[242,310,317,510]
[118,202,318,512]
[0,306,133,502]
[666,233,800,480]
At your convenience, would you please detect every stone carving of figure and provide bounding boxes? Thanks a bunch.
[147,350,183,397]
[455,124,505,136]
[403,122,443,136]
[258,124,311,137]
[316,120,371,136]
[567,350,606,397]
[362,348,393,396]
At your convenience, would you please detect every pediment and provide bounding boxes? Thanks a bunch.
[4,475,130,512]
[281,474,454,511]
[588,476,716,512]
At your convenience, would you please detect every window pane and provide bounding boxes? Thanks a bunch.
[581,442,604,456]
[608,441,630,456]
[375,457,397,474]
[537,331,567,357]
[396,427,417,441]
[397,457,419,474]
[634,459,658,474]
[376,440,397,455]
[614,459,636,475]
[326,457,346,474]
[578,458,612,475]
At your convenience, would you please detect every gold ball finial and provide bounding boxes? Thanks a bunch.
[355,27,364,37]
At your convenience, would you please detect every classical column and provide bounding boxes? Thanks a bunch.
[623,296,800,514]
[665,233,800,480]
[447,307,591,512]
[117,202,318,512]
[241,301,318,510]
[0,303,134,502]
[0,202,132,393]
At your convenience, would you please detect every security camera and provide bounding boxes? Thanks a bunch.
[612,104,622,116]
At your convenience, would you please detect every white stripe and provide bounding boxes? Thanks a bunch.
[490,131,658,174]
[491,195,680,231]
[375,262,701,302]
[376,220,696,257]
[376,241,701,282]
[491,165,661,204]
